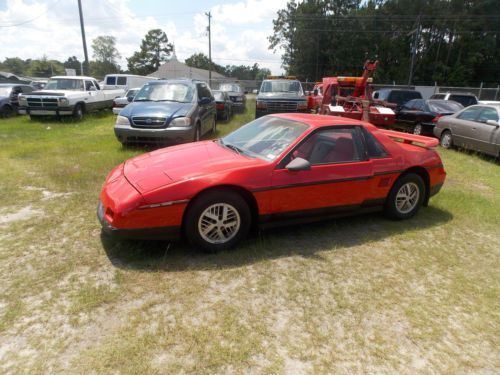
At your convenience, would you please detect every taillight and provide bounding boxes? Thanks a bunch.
[432,114,443,123]
[216,103,224,110]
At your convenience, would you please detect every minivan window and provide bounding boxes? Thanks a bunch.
[106,76,116,85]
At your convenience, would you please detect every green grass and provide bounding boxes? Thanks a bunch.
[0,102,499,373]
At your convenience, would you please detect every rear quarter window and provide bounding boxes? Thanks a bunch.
[117,77,127,85]
[105,76,116,85]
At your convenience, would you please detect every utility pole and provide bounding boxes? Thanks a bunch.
[205,11,212,87]
[77,0,89,76]
[407,14,421,87]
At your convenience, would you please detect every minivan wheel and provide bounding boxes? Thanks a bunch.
[384,173,425,220]
[440,130,453,149]
[184,190,251,252]
[194,124,201,141]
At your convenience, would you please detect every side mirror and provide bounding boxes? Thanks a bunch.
[486,119,500,127]
[199,97,211,105]
[313,89,318,96]
[127,96,133,103]
[286,157,311,172]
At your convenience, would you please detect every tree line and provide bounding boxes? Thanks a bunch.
[1,28,271,82]
[269,0,499,86]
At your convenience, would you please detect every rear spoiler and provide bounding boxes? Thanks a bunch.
[379,129,439,148]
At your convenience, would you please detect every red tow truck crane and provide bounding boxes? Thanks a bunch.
[317,60,396,127]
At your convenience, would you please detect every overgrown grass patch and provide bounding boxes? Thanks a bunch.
[0,103,499,373]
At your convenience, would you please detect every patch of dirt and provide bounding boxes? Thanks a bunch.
[0,205,43,225]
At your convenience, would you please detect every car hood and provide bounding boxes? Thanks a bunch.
[27,90,76,96]
[123,140,264,194]
[258,92,305,100]
[119,101,193,118]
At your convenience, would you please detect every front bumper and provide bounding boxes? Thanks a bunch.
[19,106,74,116]
[97,201,180,240]
[114,124,195,144]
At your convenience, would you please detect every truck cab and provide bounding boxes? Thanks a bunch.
[255,76,308,118]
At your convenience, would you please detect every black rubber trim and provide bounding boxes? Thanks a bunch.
[429,183,444,197]
[251,175,373,193]
[259,200,385,229]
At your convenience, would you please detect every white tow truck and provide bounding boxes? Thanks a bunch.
[18,76,125,120]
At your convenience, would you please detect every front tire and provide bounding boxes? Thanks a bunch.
[184,190,251,252]
[194,124,201,142]
[73,103,84,121]
[1,105,14,118]
[440,130,453,149]
[211,115,217,133]
[384,173,425,220]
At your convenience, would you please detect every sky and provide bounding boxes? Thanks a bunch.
[0,0,288,74]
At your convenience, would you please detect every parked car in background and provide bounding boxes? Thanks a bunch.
[219,83,246,112]
[434,104,500,157]
[255,77,308,118]
[114,79,216,146]
[372,89,422,112]
[0,83,34,117]
[430,92,478,107]
[395,99,463,135]
[212,90,233,121]
[112,87,141,115]
[18,76,124,120]
[99,113,446,252]
[103,74,156,91]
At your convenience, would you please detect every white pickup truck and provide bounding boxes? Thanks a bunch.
[18,76,125,120]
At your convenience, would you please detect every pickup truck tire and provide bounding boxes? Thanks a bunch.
[1,105,13,118]
[73,104,84,121]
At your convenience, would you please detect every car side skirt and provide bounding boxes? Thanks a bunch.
[259,199,385,229]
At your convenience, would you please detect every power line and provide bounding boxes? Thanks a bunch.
[0,0,62,27]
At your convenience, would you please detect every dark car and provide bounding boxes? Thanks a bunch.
[395,99,464,135]
[372,89,423,112]
[114,79,217,145]
[219,83,246,112]
[0,84,34,117]
[212,90,233,121]
[430,92,478,107]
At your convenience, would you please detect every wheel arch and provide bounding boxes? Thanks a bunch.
[182,184,259,232]
[75,101,86,112]
[400,166,430,206]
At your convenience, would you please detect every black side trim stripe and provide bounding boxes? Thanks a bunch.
[251,169,404,193]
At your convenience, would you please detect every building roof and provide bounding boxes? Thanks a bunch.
[149,58,230,82]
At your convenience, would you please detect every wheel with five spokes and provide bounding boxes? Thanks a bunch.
[184,189,251,252]
[384,173,425,220]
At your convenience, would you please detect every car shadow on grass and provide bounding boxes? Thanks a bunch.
[101,205,453,273]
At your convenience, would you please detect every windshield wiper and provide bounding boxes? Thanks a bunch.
[156,99,184,102]
[219,139,245,155]
[134,99,152,102]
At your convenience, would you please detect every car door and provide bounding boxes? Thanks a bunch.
[451,106,483,148]
[196,83,212,133]
[269,126,374,219]
[84,80,99,110]
[474,107,500,155]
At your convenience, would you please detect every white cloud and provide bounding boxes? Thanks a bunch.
[0,0,287,74]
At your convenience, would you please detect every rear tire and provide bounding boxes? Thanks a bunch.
[384,173,425,220]
[1,105,14,118]
[440,130,453,149]
[184,190,251,252]
[194,123,201,141]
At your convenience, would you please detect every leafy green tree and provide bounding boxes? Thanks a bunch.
[90,36,121,78]
[27,57,64,77]
[63,56,82,74]
[127,29,174,75]
[185,53,227,75]
[0,57,27,75]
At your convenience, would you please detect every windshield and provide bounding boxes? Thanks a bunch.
[213,92,224,101]
[219,84,241,92]
[221,116,309,161]
[260,80,303,94]
[428,100,463,113]
[44,79,84,91]
[134,83,194,103]
[0,87,12,96]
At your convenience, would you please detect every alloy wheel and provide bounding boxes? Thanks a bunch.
[198,203,241,244]
[395,182,420,214]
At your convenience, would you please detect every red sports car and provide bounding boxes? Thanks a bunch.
[98,113,446,252]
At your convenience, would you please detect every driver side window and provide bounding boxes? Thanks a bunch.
[292,128,364,165]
